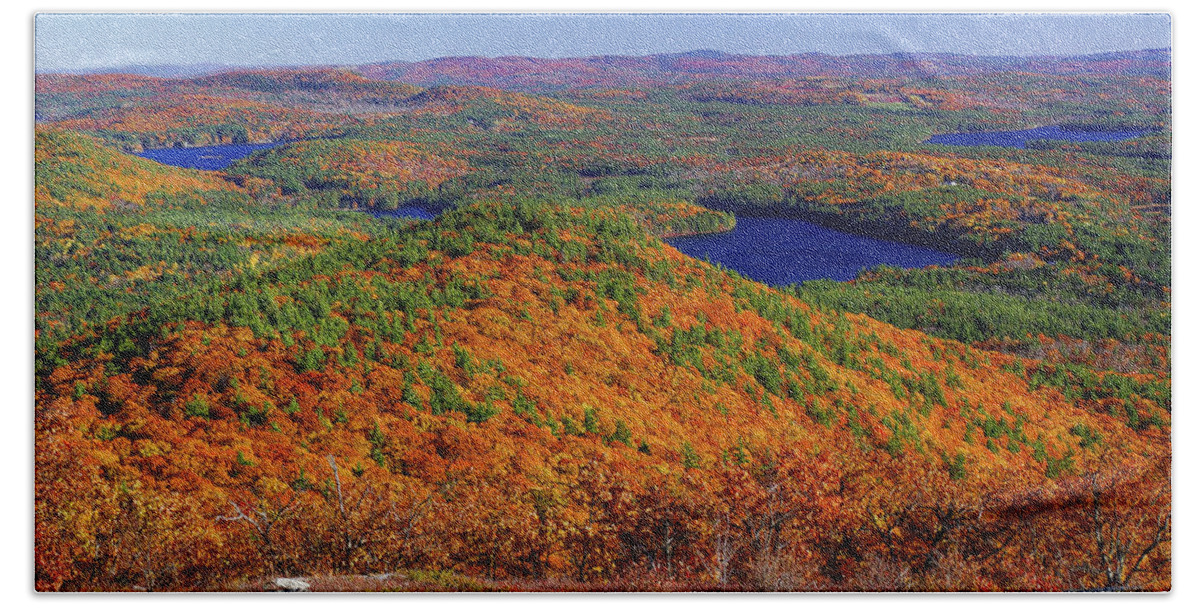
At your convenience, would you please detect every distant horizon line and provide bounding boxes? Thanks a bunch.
[36,46,1173,76]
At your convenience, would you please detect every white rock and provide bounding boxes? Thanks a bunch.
[273,577,311,592]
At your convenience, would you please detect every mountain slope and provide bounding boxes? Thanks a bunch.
[36,200,1169,591]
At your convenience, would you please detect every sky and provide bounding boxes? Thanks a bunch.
[34,12,1172,73]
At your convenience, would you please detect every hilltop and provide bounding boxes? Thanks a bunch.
[35,128,232,210]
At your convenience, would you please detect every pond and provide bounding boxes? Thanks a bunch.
[925,125,1147,149]
[665,215,958,285]
[361,205,438,221]
[136,142,285,170]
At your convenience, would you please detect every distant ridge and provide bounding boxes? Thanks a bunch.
[354,48,1172,91]
[42,47,1171,88]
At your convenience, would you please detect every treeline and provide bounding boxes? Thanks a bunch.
[792,279,1165,347]
[98,122,255,151]
[1026,137,1171,160]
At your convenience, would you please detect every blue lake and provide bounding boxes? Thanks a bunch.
[136,142,284,170]
[362,205,438,221]
[666,216,958,285]
[926,125,1146,149]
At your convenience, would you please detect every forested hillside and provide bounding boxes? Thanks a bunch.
[35,50,1170,592]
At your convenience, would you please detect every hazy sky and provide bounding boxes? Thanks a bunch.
[35,12,1172,73]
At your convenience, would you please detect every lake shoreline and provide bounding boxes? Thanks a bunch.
[665,211,960,286]
[924,124,1149,149]
[696,201,982,258]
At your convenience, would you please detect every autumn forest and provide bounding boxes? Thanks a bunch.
[34,44,1171,591]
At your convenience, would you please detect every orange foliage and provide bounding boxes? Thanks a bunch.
[35,204,1169,590]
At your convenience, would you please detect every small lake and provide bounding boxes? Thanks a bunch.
[361,205,438,221]
[666,216,958,285]
[136,142,284,170]
[926,125,1147,149]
